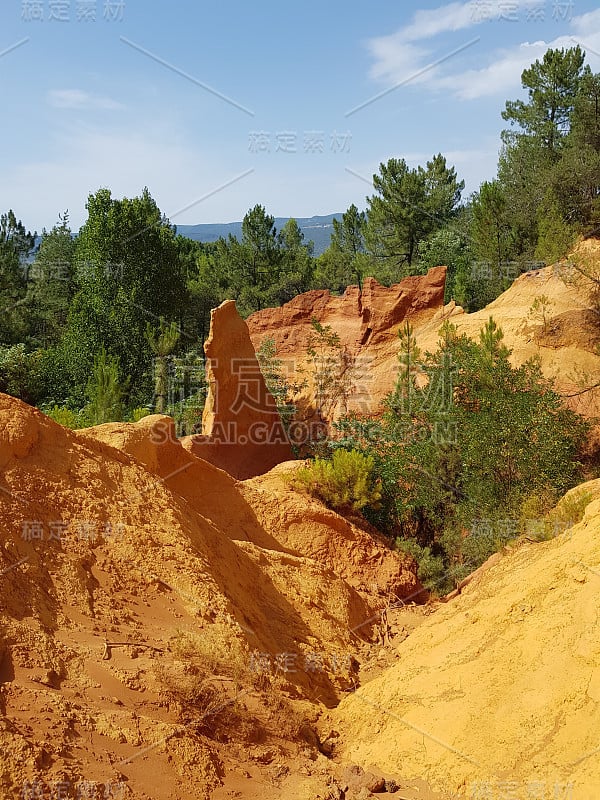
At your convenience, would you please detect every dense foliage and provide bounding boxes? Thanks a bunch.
[331,319,589,591]
[318,45,600,308]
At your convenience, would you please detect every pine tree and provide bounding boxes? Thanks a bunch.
[393,322,422,415]
[85,348,129,425]
[0,210,35,344]
[366,155,464,280]
[146,318,181,413]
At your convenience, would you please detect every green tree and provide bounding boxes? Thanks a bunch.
[496,137,551,262]
[418,210,474,305]
[26,212,76,348]
[497,46,596,260]
[0,210,35,344]
[61,188,186,405]
[181,242,222,346]
[570,69,600,153]
[502,45,586,154]
[214,207,314,315]
[146,318,181,413]
[471,181,514,268]
[534,190,577,263]
[313,205,371,292]
[391,321,422,416]
[85,348,129,425]
[215,204,280,315]
[555,69,600,231]
[366,154,464,280]
[478,317,510,365]
[275,218,315,304]
[0,344,45,404]
[167,349,207,436]
[469,181,519,307]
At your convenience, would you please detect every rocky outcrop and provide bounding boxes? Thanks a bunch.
[246,267,447,417]
[247,267,447,356]
[247,249,600,421]
[415,244,600,419]
[181,300,292,479]
[80,414,419,605]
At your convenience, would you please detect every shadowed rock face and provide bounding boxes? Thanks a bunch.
[0,391,422,798]
[181,300,293,480]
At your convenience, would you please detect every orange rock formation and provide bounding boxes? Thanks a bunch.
[246,268,447,419]
[247,268,447,356]
[247,251,600,420]
[181,300,292,479]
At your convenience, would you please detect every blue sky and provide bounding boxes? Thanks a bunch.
[2,0,600,233]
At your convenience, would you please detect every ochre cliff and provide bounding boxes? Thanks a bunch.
[247,246,600,420]
[246,267,447,419]
[0,393,421,799]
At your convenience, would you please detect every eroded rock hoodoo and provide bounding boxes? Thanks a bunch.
[181,299,293,479]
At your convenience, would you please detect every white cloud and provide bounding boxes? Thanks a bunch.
[367,38,430,85]
[572,8,600,37]
[570,9,600,64]
[436,37,571,99]
[365,2,600,101]
[439,28,600,100]
[371,0,550,47]
[398,1,484,42]
[47,89,124,111]
[365,1,482,86]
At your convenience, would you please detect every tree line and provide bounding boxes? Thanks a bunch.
[0,45,598,424]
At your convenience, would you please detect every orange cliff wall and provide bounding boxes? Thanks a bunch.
[246,267,448,416]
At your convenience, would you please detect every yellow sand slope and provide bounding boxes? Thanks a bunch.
[330,482,600,799]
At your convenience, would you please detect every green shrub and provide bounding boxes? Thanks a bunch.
[85,348,128,425]
[519,488,557,522]
[549,487,594,531]
[167,350,207,436]
[290,449,382,513]
[517,486,593,541]
[333,318,589,580]
[130,406,152,422]
[42,405,88,430]
[168,392,204,436]
[395,538,448,593]
[256,336,298,433]
[0,344,45,404]
[459,523,504,566]
[518,488,559,541]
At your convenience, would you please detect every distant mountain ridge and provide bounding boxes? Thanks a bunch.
[177,213,341,256]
